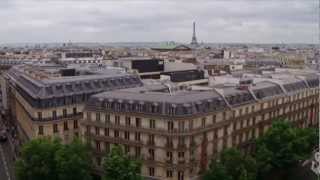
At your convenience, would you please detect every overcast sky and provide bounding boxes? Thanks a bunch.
[0,0,318,44]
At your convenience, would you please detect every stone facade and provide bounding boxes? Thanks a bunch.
[83,76,319,180]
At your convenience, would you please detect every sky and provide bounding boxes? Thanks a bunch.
[0,0,318,44]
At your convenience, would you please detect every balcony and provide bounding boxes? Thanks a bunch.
[177,143,187,149]
[165,142,174,149]
[147,140,155,146]
[178,158,186,164]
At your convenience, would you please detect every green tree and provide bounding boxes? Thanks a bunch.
[15,138,93,180]
[15,138,61,180]
[55,138,92,180]
[255,120,317,179]
[220,148,257,180]
[204,148,257,180]
[203,161,232,180]
[103,145,142,180]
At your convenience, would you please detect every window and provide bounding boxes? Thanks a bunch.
[95,127,100,135]
[104,128,109,136]
[201,118,206,128]
[212,115,216,123]
[135,146,141,157]
[115,116,120,125]
[136,118,141,127]
[125,145,130,153]
[168,121,174,132]
[178,171,184,180]
[149,119,156,129]
[149,149,155,160]
[53,124,58,133]
[125,131,130,140]
[105,142,110,153]
[105,114,110,124]
[52,111,57,120]
[167,170,173,178]
[224,125,228,136]
[125,116,131,126]
[114,130,119,138]
[167,151,173,161]
[149,167,155,176]
[38,126,43,135]
[178,151,185,158]
[63,121,68,131]
[135,132,141,141]
[38,112,42,121]
[149,134,155,145]
[189,120,193,130]
[178,121,184,131]
[63,109,67,118]
[166,137,173,148]
[73,107,77,115]
[74,120,78,129]
[87,112,91,120]
[95,141,101,151]
[96,113,101,122]
[86,126,90,134]
[178,137,185,147]
[223,112,226,120]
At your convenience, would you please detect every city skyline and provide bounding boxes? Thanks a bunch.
[0,0,318,44]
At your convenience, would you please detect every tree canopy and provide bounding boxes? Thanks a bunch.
[203,120,317,180]
[55,138,92,180]
[103,145,142,180]
[204,148,257,180]
[255,120,317,178]
[15,138,92,180]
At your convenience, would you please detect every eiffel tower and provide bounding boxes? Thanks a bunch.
[190,22,199,46]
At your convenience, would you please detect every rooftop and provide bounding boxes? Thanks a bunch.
[7,64,143,101]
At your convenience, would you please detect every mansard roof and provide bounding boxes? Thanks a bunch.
[7,65,143,100]
[251,82,284,100]
[87,90,228,117]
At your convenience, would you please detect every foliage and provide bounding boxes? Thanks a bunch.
[103,145,142,180]
[55,138,92,180]
[204,148,257,180]
[203,120,317,180]
[255,120,317,179]
[15,138,92,180]
[203,161,232,180]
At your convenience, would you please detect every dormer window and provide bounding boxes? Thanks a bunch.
[169,104,177,115]
[151,103,159,113]
[138,102,144,112]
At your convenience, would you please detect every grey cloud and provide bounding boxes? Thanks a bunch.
[0,0,317,44]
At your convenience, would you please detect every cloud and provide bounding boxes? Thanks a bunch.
[0,0,317,44]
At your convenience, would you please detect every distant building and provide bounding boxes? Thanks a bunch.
[151,43,192,52]
[56,51,103,64]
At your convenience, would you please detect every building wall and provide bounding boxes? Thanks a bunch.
[9,84,82,144]
[82,88,319,180]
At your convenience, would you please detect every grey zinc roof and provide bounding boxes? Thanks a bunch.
[7,64,143,99]
[251,81,284,100]
[216,87,256,107]
[88,89,228,117]
[92,90,222,104]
